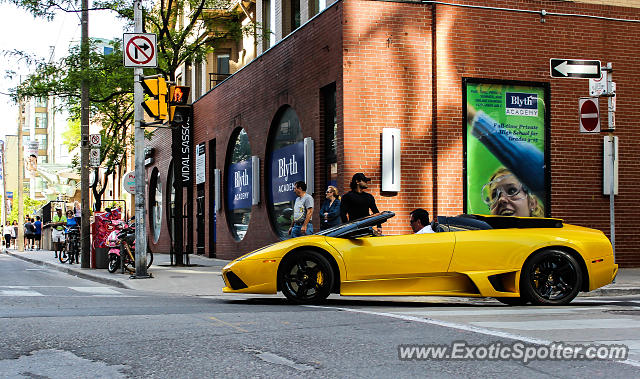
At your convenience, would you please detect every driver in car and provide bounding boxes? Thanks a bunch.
[410,208,435,234]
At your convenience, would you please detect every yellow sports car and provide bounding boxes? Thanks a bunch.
[222,212,617,305]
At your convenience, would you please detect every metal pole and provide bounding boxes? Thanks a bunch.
[80,0,91,268]
[606,62,615,260]
[133,0,149,278]
[17,98,24,252]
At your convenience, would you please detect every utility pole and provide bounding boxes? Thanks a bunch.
[133,0,149,278]
[17,98,24,252]
[603,62,616,259]
[80,0,91,268]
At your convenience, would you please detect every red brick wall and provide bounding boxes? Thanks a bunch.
[188,4,344,260]
[149,0,640,266]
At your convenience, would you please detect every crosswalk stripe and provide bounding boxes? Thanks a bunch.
[0,289,44,296]
[69,287,121,295]
[471,318,640,330]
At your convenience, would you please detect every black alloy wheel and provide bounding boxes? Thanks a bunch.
[279,251,334,304]
[521,249,582,306]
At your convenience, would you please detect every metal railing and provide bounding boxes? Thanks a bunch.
[209,73,231,88]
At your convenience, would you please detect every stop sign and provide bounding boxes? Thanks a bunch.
[579,97,600,133]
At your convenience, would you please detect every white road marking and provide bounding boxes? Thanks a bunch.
[472,318,640,330]
[0,289,44,297]
[69,287,121,295]
[308,305,640,368]
[394,307,599,317]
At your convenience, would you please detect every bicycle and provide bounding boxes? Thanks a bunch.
[59,226,80,264]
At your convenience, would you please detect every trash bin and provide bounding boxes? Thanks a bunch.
[95,247,109,269]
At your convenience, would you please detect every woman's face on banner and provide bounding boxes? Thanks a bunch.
[486,174,531,217]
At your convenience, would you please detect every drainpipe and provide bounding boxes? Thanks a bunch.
[431,3,438,217]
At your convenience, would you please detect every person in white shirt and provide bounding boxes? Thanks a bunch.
[3,221,14,248]
[410,208,435,234]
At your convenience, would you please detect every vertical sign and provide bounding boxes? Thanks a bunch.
[24,140,39,179]
[270,141,305,204]
[226,159,252,210]
[465,79,549,217]
[195,143,206,185]
[171,107,193,184]
[251,156,260,205]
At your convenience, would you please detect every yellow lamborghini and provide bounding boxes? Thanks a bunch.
[222,212,617,305]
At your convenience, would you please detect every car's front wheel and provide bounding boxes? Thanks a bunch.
[521,249,582,306]
[279,250,334,304]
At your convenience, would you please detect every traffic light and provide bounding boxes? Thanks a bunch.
[141,77,168,120]
[168,85,191,123]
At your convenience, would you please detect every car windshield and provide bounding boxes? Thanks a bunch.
[315,211,395,237]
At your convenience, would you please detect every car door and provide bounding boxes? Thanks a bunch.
[327,232,456,282]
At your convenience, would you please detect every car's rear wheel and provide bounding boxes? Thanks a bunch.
[521,249,582,306]
[279,250,334,304]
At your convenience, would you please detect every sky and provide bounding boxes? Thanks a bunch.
[0,1,130,142]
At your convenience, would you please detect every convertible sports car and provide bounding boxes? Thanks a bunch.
[222,212,617,305]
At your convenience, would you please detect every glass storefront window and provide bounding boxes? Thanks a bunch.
[150,169,162,243]
[226,128,252,241]
[267,107,304,239]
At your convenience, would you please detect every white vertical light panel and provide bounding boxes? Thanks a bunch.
[304,137,314,194]
[214,168,221,212]
[252,155,260,205]
[603,136,618,195]
[382,128,401,192]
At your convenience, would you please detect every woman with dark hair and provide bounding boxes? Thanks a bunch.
[319,185,341,230]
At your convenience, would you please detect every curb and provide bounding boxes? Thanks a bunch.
[6,251,131,290]
[581,287,640,297]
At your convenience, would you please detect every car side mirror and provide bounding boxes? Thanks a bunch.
[341,226,374,239]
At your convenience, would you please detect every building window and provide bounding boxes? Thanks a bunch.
[149,168,162,243]
[35,97,47,107]
[291,0,300,31]
[35,112,48,129]
[225,128,252,241]
[166,161,176,241]
[322,83,337,188]
[35,135,48,150]
[267,106,304,239]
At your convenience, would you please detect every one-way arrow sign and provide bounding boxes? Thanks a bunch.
[550,59,601,79]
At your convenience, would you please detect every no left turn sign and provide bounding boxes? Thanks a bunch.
[123,33,157,68]
[579,97,600,133]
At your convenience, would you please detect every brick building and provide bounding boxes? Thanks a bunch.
[145,0,640,266]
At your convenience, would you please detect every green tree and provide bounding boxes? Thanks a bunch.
[8,196,46,223]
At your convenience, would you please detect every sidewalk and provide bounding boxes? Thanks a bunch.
[4,247,640,298]
[4,247,230,296]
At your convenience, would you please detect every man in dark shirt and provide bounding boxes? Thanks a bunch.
[340,173,381,233]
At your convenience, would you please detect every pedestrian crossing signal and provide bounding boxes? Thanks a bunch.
[168,85,190,105]
[141,77,168,120]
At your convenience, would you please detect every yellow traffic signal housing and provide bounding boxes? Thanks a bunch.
[141,77,168,120]
[169,105,191,124]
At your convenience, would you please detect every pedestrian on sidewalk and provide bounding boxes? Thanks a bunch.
[47,207,67,258]
[288,181,314,238]
[3,221,12,249]
[34,216,42,250]
[24,218,35,250]
[11,220,18,249]
[340,172,382,234]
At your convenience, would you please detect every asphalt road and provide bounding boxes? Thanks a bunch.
[1,253,639,378]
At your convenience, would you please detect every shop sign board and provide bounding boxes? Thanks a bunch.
[270,141,305,204]
[227,159,252,210]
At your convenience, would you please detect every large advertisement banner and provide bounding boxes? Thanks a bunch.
[227,159,252,210]
[464,79,549,217]
[24,140,39,179]
[270,141,305,204]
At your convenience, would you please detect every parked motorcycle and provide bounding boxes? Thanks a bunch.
[106,219,153,273]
